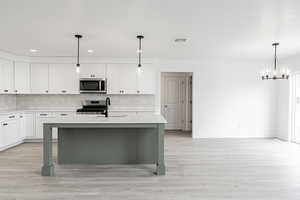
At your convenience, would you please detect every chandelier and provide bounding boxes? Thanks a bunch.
[261,43,290,80]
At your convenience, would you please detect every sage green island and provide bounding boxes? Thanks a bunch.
[41,114,167,176]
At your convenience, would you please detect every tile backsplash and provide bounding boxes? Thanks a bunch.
[16,94,155,111]
[0,95,17,111]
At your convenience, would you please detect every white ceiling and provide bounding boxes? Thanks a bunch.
[0,0,299,59]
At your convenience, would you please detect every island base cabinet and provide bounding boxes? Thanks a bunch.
[57,128,157,164]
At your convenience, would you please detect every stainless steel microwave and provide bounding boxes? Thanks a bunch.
[79,78,107,94]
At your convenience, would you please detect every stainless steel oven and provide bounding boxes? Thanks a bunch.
[79,78,107,94]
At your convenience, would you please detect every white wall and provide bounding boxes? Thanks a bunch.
[158,59,277,138]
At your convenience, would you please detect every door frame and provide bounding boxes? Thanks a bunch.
[159,72,193,137]
[290,73,299,143]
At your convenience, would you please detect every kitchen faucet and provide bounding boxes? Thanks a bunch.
[104,97,111,117]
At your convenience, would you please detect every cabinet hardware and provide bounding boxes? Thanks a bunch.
[40,114,48,116]
[20,116,23,118]
[14,90,18,93]
[60,113,67,116]
[3,90,8,92]
[61,90,67,93]
[137,90,140,94]
[3,123,8,126]
[45,90,49,93]
[9,115,15,118]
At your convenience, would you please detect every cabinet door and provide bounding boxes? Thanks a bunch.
[20,113,34,138]
[0,124,3,150]
[137,64,156,94]
[0,59,14,94]
[119,64,138,94]
[107,64,121,94]
[107,64,138,94]
[3,120,19,146]
[35,113,57,139]
[31,64,49,94]
[49,64,79,94]
[79,64,106,78]
[14,62,31,94]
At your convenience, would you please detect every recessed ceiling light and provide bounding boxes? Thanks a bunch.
[174,38,187,43]
[29,49,38,53]
[87,49,94,53]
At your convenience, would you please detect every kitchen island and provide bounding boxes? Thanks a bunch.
[41,114,167,176]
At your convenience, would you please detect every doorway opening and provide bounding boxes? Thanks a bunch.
[161,72,193,137]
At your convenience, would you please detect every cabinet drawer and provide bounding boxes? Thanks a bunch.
[36,112,54,118]
[54,112,74,117]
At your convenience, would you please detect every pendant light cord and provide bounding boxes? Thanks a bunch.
[138,37,141,67]
[75,34,82,67]
[137,35,144,67]
[274,44,277,71]
[77,36,80,67]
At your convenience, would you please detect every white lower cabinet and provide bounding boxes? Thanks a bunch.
[35,112,57,139]
[0,118,20,151]
[21,113,34,139]
[0,123,4,149]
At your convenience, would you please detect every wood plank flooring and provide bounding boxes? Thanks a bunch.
[1,131,300,200]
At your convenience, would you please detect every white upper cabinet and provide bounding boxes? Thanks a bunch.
[106,64,120,94]
[107,63,156,95]
[137,64,156,94]
[14,62,30,94]
[0,59,14,94]
[31,64,49,94]
[107,64,138,94]
[79,64,106,78]
[49,64,79,94]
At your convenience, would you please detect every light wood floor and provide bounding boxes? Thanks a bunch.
[1,131,300,200]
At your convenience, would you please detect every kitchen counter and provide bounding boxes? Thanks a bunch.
[41,114,167,176]
[43,113,167,124]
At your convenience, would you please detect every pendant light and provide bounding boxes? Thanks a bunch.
[261,43,290,80]
[75,34,82,73]
[137,35,144,72]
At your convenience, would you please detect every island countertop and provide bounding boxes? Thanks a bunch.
[43,113,167,125]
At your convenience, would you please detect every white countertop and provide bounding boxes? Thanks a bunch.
[0,108,155,115]
[43,113,167,124]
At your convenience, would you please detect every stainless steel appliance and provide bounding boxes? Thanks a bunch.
[76,98,111,117]
[79,78,107,94]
